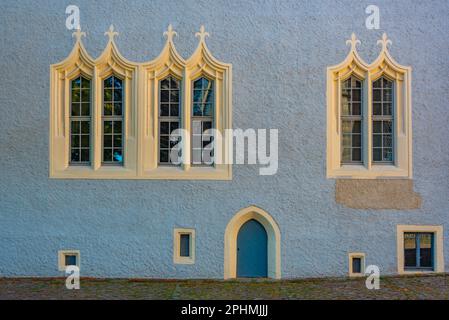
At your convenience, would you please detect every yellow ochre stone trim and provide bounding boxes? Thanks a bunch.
[335,179,421,209]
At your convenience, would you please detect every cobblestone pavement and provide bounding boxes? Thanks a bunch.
[0,274,448,300]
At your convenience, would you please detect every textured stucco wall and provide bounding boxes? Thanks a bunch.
[0,0,449,278]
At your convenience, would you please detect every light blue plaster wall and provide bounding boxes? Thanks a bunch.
[0,0,448,278]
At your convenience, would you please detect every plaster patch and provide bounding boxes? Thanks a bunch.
[335,179,422,209]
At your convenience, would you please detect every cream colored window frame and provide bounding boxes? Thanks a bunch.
[173,228,196,264]
[50,25,231,180]
[396,225,444,275]
[348,252,365,277]
[140,26,232,180]
[50,27,137,179]
[327,33,412,179]
[58,250,80,271]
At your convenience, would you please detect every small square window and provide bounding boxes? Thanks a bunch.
[173,229,195,264]
[65,254,77,266]
[58,250,80,271]
[348,253,365,277]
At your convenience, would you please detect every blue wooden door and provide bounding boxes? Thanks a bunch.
[237,219,268,277]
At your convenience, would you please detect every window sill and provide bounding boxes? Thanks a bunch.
[50,166,136,179]
[348,272,365,278]
[328,164,410,179]
[141,165,232,180]
[173,257,195,265]
[399,270,437,276]
[50,164,232,180]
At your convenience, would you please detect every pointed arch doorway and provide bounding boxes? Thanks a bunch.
[224,206,281,279]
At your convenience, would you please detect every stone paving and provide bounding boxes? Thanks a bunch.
[0,274,448,300]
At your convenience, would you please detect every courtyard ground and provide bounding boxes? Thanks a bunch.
[0,274,448,300]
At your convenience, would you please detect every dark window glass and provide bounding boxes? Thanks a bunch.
[65,255,77,266]
[352,257,362,274]
[180,234,190,257]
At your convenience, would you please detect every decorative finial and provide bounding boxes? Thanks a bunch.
[104,24,119,42]
[72,28,86,42]
[163,24,177,42]
[195,25,209,42]
[346,33,361,52]
[377,32,392,51]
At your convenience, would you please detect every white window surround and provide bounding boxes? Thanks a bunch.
[58,250,80,271]
[397,225,444,275]
[50,25,232,180]
[327,33,412,179]
[348,252,365,277]
[173,228,196,264]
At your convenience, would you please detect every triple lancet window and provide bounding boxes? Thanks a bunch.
[50,25,232,179]
[327,33,412,179]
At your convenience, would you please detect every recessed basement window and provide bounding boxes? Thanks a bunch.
[348,253,365,277]
[58,250,80,271]
[173,229,195,264]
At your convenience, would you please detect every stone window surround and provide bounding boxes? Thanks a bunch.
[396,225,444,275]
[173,228,196,265]
[327,33,412,179]
[58,250,80,271]
[49,25,232,180]
[348,252,365,277]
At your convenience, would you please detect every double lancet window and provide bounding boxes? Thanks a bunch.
[50,25,232,179]
[327,33,412,179]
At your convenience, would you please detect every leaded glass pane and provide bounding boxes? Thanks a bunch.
[191,77,215,165]
[341,77,363,164]
[159,76,181,165]
[372,77,394,163]
[70,76,91,165]
[102,76,124,165]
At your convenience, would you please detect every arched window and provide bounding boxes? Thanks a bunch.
[192,77,214,165]
[102,75,123,164]
[70,76,91,164]
[341,76,363,164]
[51,25,231,179]
[159,76,181,165]
[372,77,394,163]
[327,33,412,179]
